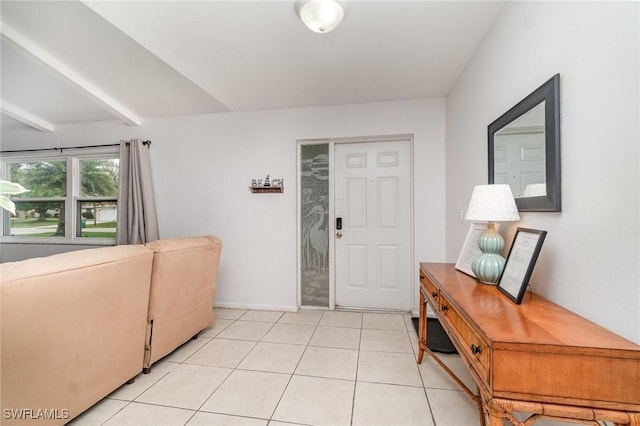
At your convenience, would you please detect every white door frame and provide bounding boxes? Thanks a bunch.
[297,134,414,312]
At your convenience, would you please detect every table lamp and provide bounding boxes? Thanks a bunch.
[464,184,520,285]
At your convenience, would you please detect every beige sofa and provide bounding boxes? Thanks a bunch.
[0,235,222,425]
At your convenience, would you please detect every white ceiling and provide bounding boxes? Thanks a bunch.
[0,0,503,133]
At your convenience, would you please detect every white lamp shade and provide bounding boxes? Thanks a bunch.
[297,0,346,33]
[464,184,520,222]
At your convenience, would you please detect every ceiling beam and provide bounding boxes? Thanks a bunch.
[0,22,141,126]
[1,101,55,132]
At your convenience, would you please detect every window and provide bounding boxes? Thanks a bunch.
[77,159,119,239]
[2,149,119,244]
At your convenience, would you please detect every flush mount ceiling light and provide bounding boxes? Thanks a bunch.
[296,0,347,34]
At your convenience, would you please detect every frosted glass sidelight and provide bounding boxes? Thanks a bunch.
[300,144,329,307]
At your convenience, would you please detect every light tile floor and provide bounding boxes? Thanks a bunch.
[68,309,484,426]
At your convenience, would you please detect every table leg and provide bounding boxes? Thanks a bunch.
[417,289,427,363]
[483,397,509,426]
[485,411,505,426]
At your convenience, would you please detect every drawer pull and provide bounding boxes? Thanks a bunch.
[431,292,438,298]
[471,344,482,355]
[441,304,449,311]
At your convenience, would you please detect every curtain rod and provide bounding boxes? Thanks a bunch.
[0,140,151,155]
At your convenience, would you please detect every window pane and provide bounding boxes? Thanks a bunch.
[9,161,67,198]
[7,201,65,237]
[80,159,119,197]
[77,201,117,238]
[300,144,329,307]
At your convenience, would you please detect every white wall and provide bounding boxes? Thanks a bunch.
[446,2,640,342]
[1,98,446,313]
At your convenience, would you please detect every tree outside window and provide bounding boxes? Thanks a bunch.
[9,161,67,237]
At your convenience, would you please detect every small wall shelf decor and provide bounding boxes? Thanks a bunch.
[249,175,284,193]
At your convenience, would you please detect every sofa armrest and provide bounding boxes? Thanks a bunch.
[144,235,222,368]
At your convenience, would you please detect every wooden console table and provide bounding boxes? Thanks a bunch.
[417,263,640,426]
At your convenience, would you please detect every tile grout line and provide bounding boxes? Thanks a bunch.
[348,314,364,426]
[266,310,325,424]
[189,310,281,420]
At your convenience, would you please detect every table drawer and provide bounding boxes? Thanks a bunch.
[439,294,490,380]
[420,274,439,306]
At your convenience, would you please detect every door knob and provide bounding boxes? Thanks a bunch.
[336,232,343,239]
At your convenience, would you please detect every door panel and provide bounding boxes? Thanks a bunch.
[335,140,411,310]
[347,245,367,289]
[378,177,399,228]
[377,245,399,289]
[347,178,367,228]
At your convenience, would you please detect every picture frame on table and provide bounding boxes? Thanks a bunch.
[455,222,499,278]
[497,228,547,304]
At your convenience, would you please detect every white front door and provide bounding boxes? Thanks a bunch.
[334,140,412,310]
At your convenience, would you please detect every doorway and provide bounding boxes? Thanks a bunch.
[298,136,413,311]
[334,139,412,310]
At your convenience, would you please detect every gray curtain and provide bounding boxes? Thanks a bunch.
[116,139,159,245]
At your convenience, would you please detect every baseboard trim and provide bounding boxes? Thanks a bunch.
[213,302,298,312]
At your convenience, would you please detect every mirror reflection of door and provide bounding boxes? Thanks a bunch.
[493,102,546,198]
[334,140,412,311]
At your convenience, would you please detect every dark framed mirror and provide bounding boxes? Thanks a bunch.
[488,74,561,212]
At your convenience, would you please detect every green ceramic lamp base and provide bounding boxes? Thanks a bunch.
[471,222,505,285]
